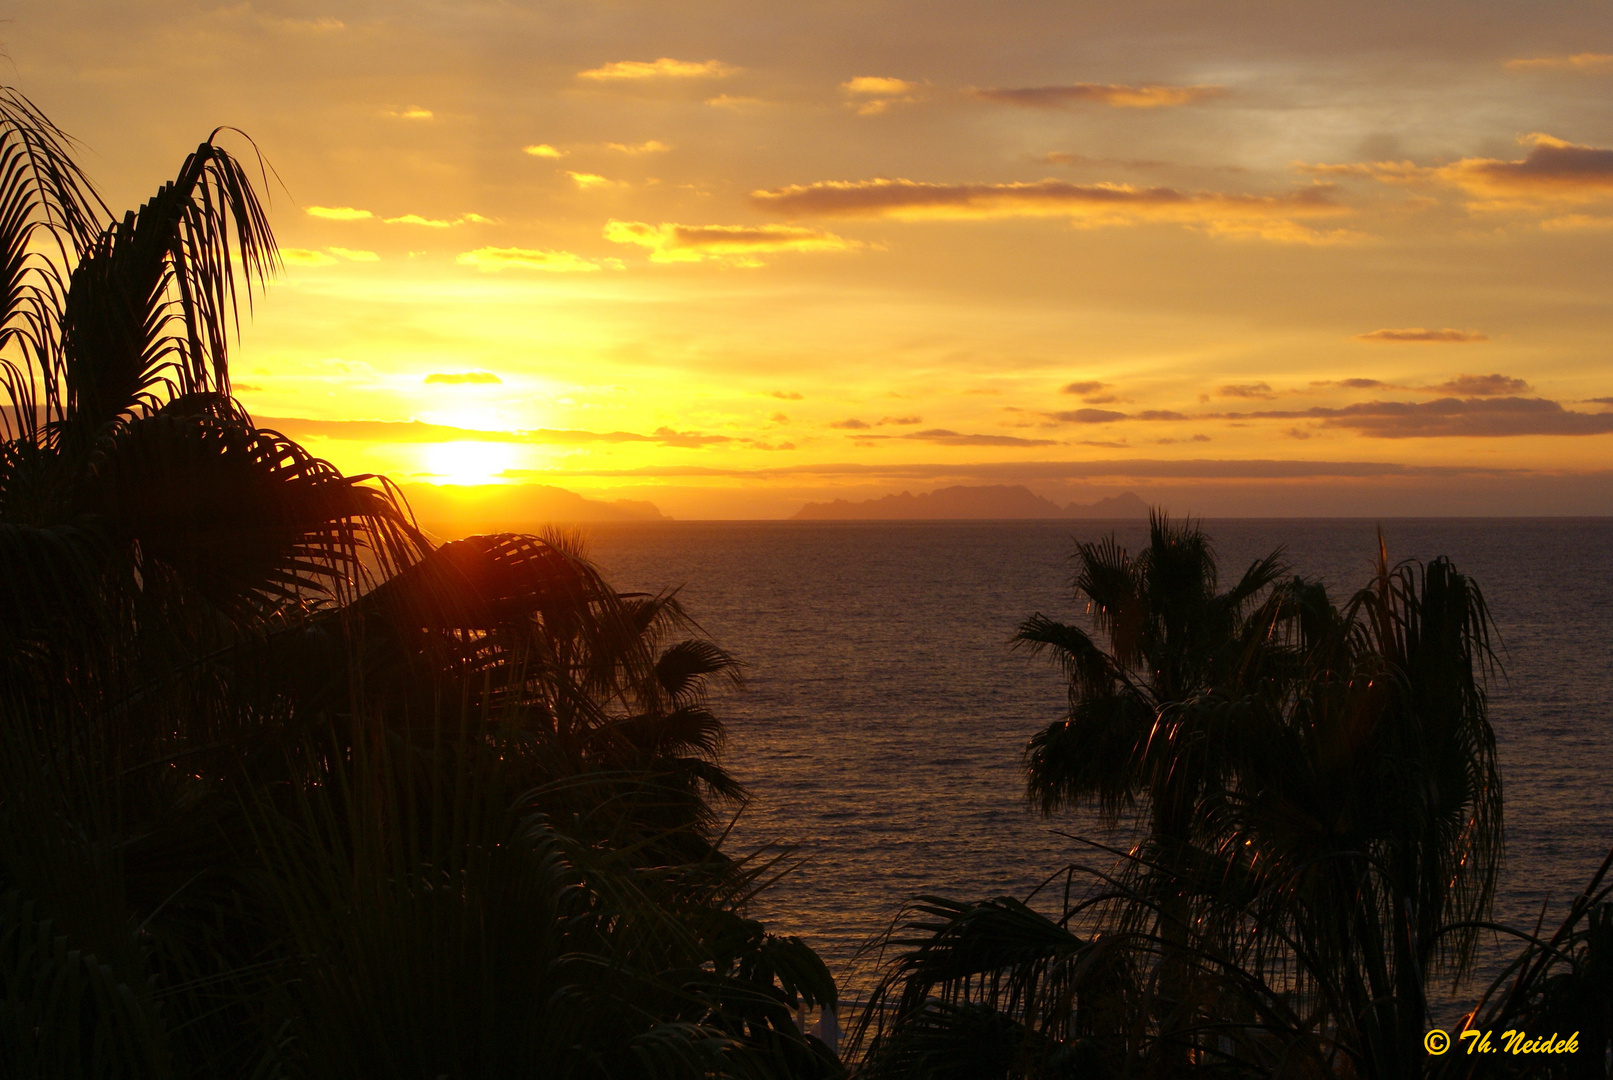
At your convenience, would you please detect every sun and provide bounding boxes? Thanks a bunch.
[421,440,519,485]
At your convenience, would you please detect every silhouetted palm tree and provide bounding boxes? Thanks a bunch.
[855,527,1507,1079]
[1013,511,1288,837]
[0,88,839,1078]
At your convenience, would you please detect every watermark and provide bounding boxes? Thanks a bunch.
[1425,1027,1580,1056]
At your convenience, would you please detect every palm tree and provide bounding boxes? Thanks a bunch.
[1013,511,1289,837]
[855,527,1506,1079]
[0,88,840,1078]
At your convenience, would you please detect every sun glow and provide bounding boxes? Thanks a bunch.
[420,440,519,485]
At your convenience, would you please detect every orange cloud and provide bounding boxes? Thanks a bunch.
[1440,135,1613,201]
[604,140,671,154]
[751,177,1348,241]
[1217,383,1276,399]
[280,248,337,266]
[524,144,564,158]
[1504,53,1613,71]
[1311,135,1613,207]
[456,247,623,273]
[327,247,379,262]
[567,171,614,189]
[1356,327,1487,343]
[603,220,859,264]
[307,206,373,221]
[579,58,734,80]
[1433,374,1530,396]
[843,76,917,96]
[970,83,1226,108]
[841,76,921,115]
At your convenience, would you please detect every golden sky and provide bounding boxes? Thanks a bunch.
[18,1,1613,516]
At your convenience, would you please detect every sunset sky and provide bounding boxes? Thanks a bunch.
[17,1,1613,517]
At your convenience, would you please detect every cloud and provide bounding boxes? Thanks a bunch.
[1061,380,1108,394]
[843,76,917,96]
[751,177,1348,241]
[1217,382,1275,399]
[841,76,921,115]
[568,171,614,189]
[280,248,337,266]
[879,415,923,425]
[456,247,623,273]
[1440,135,1613,202]
[542,457,1523,481]
[970,83,1226,109]
[424,371,502,385]
[391,107,433,120]
[1047,408,1128,423]
[384,214,453,227]
[579,58,734,80]
[831,418,871,429]
[603,220,858,265]
[1356,327,1487,343]
[1433,374,1531,396]
[524,144,563,158]
[704,94,765,110]
[258,416,733,448]
[327,247,379,262]
[307,206,373,221]
[1316,135,1613,207]
[1313,377,1388,389]
[604,140,671,154]
[900,429,1060,446]
[1219,397,1613,437]
[768,390,803,400]
[1505,53,1613,71]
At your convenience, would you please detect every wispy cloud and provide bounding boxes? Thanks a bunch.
[768,390,804,400]
[841,76,921,115]
[1217,382,1276,399]
[970,83,1226,109]
[900,429,1060,447]
[456,247,623,273]
[704,94,765,110]
[280,248,337,266]
[1061,380,1109,395]
[1048,408,1128,423]
[1356,327,1488,343]
[307,206,373,221]
[424,371,501,385]
[579,58,734,80]
[327,247,379,262]
[1432,374,1530,396]
[1504,53,1613,71]
[1309,135,1613,207]
[603,220,858,265]
[752,177,1348,241]
[568,171,615,189]
[259,416,734,448]
[388,106,433,119]
[1216,397,1613,437]
[524,144,564,158]
[604,140,671,154]
[307,206,488,226]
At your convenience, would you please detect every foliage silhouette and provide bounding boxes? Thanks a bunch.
[0,88,839,1079]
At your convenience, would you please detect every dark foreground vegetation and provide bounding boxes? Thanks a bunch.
[0,91,1606,1078]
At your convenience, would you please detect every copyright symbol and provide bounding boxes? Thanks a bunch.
[1425,1029,1450,1055]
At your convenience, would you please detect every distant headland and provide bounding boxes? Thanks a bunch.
[791,485,1148,520]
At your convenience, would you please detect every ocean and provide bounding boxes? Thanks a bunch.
[584,518,1613,1012]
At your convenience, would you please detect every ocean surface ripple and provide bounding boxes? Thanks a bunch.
[587,519,1613,1002]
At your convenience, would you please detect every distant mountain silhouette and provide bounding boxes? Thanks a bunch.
[401,483,668,538]
[791,485,1148,520]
